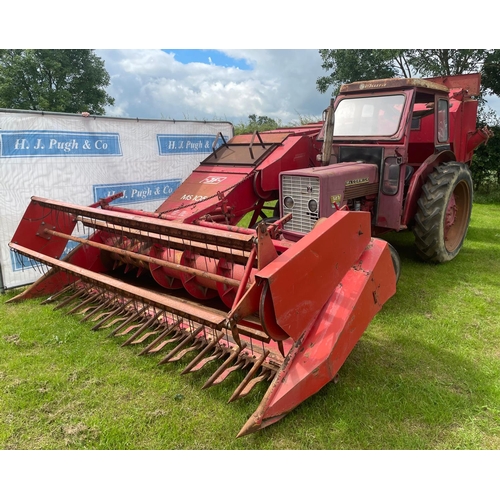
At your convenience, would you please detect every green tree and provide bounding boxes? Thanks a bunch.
[471,108,500,191]
[470,129,500,191]
[482,50,500,96]
[317,49,499,98]
[0,49,114,114]
[316,49,404,95]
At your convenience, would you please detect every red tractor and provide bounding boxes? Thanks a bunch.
[8,73,491,436]
[308,72,491,264]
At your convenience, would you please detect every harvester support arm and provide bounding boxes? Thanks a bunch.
[320,98,335,166]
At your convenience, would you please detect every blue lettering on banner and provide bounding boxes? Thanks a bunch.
[0,130,122,157]
[157,134,228,155]
[11,241,79,272]
[93,179,182,205]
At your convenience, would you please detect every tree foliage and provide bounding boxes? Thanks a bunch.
[0,49,114,115]
[317,49,402,94]
[471,124,500,192]
[317,49,499,97]
[482,50,500,96]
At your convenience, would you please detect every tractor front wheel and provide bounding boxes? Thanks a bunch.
[413,162,473,263]
[387,242,401,282]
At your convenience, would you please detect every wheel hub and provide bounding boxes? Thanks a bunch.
[444,193,458,241]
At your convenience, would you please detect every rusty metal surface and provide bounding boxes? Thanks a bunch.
[426,73,481,96]
[46,228,244,290]
[201,142,279,167]
[83,218,252,265]
[10,243,228,329]
[340,77,449,94]
[29,196,256,252]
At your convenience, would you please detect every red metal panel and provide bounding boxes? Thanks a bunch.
[154,169,256,221]
[426,73,481,96]
[10,198,77,258]
[257,135,317,192]
[238,238,397,436]
[256,210,371,341]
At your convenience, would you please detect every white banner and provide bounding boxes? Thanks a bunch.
[0,109,233,290]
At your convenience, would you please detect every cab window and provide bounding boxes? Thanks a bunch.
[437,99,449,143]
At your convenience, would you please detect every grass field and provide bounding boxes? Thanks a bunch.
[1,202,499,450]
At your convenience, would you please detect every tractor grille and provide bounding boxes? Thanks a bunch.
[281,175,320,234]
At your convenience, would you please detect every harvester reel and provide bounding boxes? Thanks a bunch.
[413,162,473,263]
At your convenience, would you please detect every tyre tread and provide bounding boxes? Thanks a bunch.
[412,162,472,263]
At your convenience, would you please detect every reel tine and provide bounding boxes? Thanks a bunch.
[90,298,134,331]
[67,292,101,315]
[53,288,86,310]
[138,319,182,355]
[164,342,203,363]
[182,351,224,374]
[80,297,113,322]
[129,323,164,346]
[228,349,269,402]
[157,326,203,364]
[40,281,80,305]
[91,308,122,331]
[232,374,268,401]
[181,331,225,374]
[109,304,148,337]
[202,342,247,389]
[121,310,163,347]
[211,360,245,386]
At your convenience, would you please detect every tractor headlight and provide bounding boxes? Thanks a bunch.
[308,199,318,213]
[283,196,294,209]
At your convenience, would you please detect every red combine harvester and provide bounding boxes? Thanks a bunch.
[8,73,491,436]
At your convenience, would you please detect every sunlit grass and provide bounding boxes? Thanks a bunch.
[1,204,499,450]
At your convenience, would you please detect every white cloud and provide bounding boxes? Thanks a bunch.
[96,49,327,124]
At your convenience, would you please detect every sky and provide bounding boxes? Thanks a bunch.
[96,48,500,126]
[95,49,330,125]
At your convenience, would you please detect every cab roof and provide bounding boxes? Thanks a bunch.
[339,77,450,95]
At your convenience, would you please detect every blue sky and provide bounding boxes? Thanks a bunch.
[163,50,252,70]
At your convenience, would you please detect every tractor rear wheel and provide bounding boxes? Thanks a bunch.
[413,162,473,263]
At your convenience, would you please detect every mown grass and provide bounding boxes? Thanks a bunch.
[1,204,499,450]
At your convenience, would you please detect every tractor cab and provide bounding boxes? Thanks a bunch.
[278,73,490,262]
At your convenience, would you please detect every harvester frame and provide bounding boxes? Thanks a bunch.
[7,73,491,437]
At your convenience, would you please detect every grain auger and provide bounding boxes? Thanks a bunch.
[8,185,397,436]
